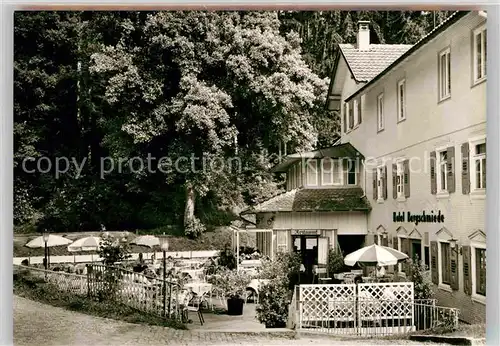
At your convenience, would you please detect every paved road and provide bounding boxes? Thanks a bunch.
[14,296,442,346]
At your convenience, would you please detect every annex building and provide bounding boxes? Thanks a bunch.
[240,11,486,324]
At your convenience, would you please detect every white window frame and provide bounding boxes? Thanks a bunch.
[471,241,486,304]
[377,93,384,132]
[376,165,384,202]
[437,240,452,291]
[397,79,406,121]
[396,161,405,198]
[345,159,357,186]
[470,136,486,193]
[436,148,448,193]
[353,99,359,127]
[306,159,318,186]
[321,158,334,186]
[473,25,487,84]
[438,48,451,101]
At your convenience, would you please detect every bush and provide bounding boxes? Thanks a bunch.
[98,237,131,266]
[408,258,434,300]
[184,217,206,239]
[218,244,237,270]
[258,252,301,290]
[256,278,291,328]
[214,267,251,300]
[328,249,345,276]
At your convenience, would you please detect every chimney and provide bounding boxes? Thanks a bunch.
[357,20,371,51]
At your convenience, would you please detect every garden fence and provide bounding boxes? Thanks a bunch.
[14,264,87,296]
[14,264,184,321]
[86,264,183,319]
[295,283,458,337]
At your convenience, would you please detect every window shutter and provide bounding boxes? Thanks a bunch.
[430,151,437,194]
[430,241,439,284]
[373,168,378,200]
[343,103,348,133]
[404,159,411,198]
[401,238,410,275]
[393,236,398,250]
[357,97,362,124]
[383,165,388,200]
[450,245,459,290]
[374,234,379,245]
[462,245,472,295]
[447,146,456,193]
[392,164,397,199]
[461,142,470,194]
[349,102,354,129]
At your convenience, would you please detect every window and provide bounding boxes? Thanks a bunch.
[377,166,384,200]
[322,158,343,186]
[396,162,404,198]
[474,247,486,296]
[347,159,357,185]
[473,25,487,83]
[472,141,486,190]
[377,93,384,131]
[397,79,406,121]
[353,99,359,127]
[438,48,451,100]
[306,160,318,186]
[437,150,448,192]
[322,158,333,185]
[440,242,451,285]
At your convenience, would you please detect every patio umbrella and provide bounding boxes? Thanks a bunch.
[130,235,160,248]
[344,244,409,267]
[25,234,73,269]
[68,236,102,252]
[67,236,102,262]
[25,234,73,249]
[130,235,160,262]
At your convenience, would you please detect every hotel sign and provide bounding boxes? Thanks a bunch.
[393,211,445,225]
[291,230,322,236]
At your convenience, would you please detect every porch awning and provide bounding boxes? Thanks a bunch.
[240,187,371,215]
[271,142,363,173]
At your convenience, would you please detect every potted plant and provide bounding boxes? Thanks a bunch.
[216,268,251,315]
[256,278,291,328]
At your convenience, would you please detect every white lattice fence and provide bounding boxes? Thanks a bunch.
[299,284,356,330]
[297,282,416,336]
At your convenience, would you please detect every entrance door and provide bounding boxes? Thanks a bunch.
[410,239,422,262]
[293,236,318,284]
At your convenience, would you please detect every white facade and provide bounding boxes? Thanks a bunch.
[336,12,487,323]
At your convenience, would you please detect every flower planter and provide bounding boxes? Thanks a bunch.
[227,297,244,315]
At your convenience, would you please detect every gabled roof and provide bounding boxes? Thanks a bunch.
[339,44,413,83]
[271,142,363,173]
[240,187,372,215]
[345,11,469,102]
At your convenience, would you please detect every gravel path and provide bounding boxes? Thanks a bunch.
[14,295,442,346]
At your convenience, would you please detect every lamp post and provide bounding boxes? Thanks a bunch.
[42,230,49,270]
[161,239,169,318]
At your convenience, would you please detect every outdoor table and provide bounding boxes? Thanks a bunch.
[185,282,212,296]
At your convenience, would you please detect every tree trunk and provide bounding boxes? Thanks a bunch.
[184,183,196,228]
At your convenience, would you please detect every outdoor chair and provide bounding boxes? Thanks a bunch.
[182,291,207,325]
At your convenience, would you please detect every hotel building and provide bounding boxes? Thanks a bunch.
[240,11,486,324]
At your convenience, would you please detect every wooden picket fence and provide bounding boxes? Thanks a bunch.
[14,264,184,320]
[86,264,184,319]
[14,264,87,296]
